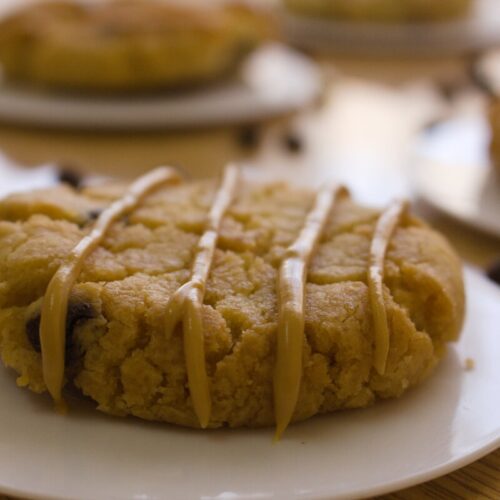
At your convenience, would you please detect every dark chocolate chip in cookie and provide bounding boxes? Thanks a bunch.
[66,302,95,334]
[57,165,84,189]
[26,302,95,354]
[87,208,102,221]
[26,315,42,353]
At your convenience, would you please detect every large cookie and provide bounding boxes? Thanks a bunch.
[0,167,464,433]
[0,0,272,91]
[284,0,472,23]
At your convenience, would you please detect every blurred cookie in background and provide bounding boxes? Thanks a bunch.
[488,98,500,175]
[0,0,275,92]
[283,0,472,23]
[280,0,500,56]
[472,48,500,175]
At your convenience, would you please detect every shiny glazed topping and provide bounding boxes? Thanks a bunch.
[39,167,181,411]
[274,184,348,439]
[368,200,408,375]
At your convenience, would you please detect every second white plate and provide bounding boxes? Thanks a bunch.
[0,44,321,130]
[415,115,500,238]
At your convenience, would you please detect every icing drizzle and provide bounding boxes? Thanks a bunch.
[164,165,240,428]
[274,184,348,439]
[368,199,408,375]
[39,167,181,411]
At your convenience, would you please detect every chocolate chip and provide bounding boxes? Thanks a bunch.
[283,132,303,154]
[57,165,83,189]
[486,259,500,285]
[67,302,95,333]
[87,208,102,221]
[26,315,42,353]
[79,209,103,228]
[237,126,260,149]
[25,302,95,354]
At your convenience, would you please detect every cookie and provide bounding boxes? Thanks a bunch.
[284,0,472,23]
[0,0,273,91]
[0,166,465,435]
[470,49,500,175]
[489,99,500,175]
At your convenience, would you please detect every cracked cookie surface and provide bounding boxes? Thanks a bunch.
[0,177,464,428]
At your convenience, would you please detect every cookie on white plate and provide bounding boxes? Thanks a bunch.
[0,167,465,435]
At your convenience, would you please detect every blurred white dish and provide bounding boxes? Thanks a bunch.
[0,153,109,198]
[0,155,58,198]
[281,0,500,55]
[0,44,321,130]
[0,266,498,499]
[415,115,500,238]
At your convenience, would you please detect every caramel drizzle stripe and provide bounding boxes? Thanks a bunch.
[39,167,182,411]
[164,165,240,428]
[274,184,348,440]
[368,199,408,375]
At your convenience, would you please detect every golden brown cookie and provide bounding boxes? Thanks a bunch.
[0,168,465,432]
[284,0,472,23]
[0,0,274,91]
[489,98,500,175]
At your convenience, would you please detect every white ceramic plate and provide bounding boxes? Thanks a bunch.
[281,0,500,55]
[0,153,110,199]
[414,115,500,238]
[0,266,498,500]
[0,44,321,130]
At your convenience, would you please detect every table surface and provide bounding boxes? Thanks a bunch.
[0,52,498,499]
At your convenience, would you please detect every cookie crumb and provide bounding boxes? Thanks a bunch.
[465,358,475,371]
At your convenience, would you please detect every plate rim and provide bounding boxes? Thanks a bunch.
[0,44,321,130]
